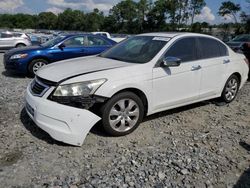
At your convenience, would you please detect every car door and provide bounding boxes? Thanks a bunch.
[0,33,13,49]
[48,36,86,62]
[152,37,202,111]
[83,35,113,55]
[197,37,229,99]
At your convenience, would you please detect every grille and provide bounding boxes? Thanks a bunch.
[30,78,50,97]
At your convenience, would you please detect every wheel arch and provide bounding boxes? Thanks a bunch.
[27,56,50,71]
[15,43,26,47]
[232,72,241,85]
[27,56,50,75]
[110,87,149,116]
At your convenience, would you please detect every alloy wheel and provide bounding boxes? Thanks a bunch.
[32,61,46,73]
[225,78,238,101]
[109,98,140,132]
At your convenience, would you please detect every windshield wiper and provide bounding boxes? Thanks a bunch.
[106,56,123,61]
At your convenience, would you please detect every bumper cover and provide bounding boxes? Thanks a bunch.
[25,87,101,146]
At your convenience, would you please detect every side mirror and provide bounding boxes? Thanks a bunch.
[161,57,181,67]
[58,43,65,50]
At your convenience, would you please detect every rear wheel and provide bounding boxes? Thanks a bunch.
[28,59,48,77]
[101,92,144,136]
[16,43,26,48]
[221,74,240,103]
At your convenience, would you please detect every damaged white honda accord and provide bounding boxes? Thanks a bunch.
[25,33,249,146]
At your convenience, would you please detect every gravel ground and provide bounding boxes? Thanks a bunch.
[0,53,250,188]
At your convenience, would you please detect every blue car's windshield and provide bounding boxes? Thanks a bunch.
[99,36,169,64]
[41,36,65,47]
[232,35,250,42]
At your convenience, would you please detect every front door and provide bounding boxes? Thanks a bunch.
[152,37,202,112]
[48,36,86,62]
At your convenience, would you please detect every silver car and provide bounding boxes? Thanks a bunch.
[0,31,32,50]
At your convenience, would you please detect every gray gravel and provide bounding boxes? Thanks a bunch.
[0,53,250,188]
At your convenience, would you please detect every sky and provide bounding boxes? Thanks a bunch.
[0,0,249,24]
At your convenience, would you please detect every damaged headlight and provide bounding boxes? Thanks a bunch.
[53,79,107,97]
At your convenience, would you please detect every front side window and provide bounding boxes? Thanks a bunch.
[164,38,197,62]
[198,37,228,59]
[100,36,168,64]
[41,36,65,47]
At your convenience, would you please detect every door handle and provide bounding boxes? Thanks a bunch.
[191,65,201,71]
[223,59,230,64]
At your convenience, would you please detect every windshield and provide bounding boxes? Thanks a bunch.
[232,35,250,42]
[41,36,65,47]
[100,36,169,64]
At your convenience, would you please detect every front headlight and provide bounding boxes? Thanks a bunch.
[53,79,107,97]
[10,53,28,60]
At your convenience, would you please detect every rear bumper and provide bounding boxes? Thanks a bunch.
[25,86,101,146]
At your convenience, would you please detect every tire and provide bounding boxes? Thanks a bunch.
[221,74,240,103]
[28,59,48,77]
[16,43,26,48]
[101,92,144,136]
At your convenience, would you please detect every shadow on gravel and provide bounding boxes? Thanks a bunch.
[20,108,70,146]
[233,142,250,188]
[91,100,224,137]
[19,99,227,144]
[2,70,27,78]
[144,100,210,122]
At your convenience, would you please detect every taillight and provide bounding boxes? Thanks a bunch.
[244,58,249,66]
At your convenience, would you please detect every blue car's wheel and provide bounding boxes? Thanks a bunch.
[28,59,48,77]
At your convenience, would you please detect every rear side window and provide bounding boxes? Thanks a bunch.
[164,38,197,62]
[87,36,110,46]
[198,37,228,59]
[1,33,13,38]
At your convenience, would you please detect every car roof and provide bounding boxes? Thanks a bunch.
[138,32,216,39]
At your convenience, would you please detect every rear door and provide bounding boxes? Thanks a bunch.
[83,35,113,55]
[197,37,229,99]
[0,33,14,49]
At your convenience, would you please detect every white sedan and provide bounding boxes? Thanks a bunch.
[25,33,249,146]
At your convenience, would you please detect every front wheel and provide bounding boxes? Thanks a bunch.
[28,59,48,77]
[221,74,240,103]
[101,92,144,136]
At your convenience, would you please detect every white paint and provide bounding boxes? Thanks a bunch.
[27,32,249,146]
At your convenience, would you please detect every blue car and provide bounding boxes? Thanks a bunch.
[4,34,116,76]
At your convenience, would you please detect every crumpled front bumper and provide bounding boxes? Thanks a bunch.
[25,86,101,146]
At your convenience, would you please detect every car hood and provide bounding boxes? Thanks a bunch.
[5,46,45,56]
[37,56,131,83]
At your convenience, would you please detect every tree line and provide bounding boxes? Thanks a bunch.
[0,0,249,34]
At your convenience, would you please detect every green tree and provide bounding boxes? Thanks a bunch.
[218,1,241,23]
[109,0,138,33]
[137,0,150,32]
[37,12,57,30]
[190,0,206,25]
[147,0,168,31]
[57,8,85,30]
[84,8,104,32]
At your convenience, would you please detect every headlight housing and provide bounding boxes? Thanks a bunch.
[10,53,28,60]
[53,79,107,97]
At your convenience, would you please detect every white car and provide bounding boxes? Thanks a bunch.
[25,33,249,146]
[92,32,126,43]
[0,31,31,50]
